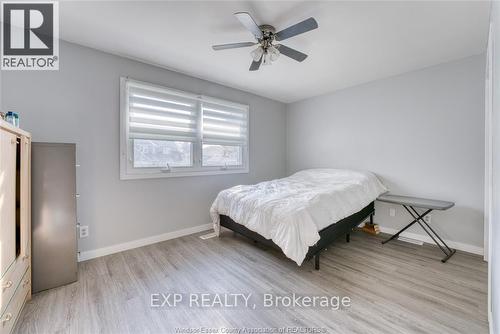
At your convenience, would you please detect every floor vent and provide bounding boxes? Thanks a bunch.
[199,232,218,240]
[397,236,424,246]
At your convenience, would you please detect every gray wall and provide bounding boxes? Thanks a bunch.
[1,41,287,253]
[287,55,485,248]
[490,1,499,331]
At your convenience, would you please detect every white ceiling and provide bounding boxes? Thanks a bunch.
[60,1,491,103]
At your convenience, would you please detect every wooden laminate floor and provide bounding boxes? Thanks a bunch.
[14,230,488,334]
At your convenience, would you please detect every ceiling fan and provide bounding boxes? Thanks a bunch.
[212,12,318,71]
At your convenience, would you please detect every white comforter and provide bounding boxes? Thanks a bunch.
[210,169,387,265]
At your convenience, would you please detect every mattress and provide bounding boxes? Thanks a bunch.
[210,169,387,265]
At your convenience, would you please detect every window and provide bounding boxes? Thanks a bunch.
[133,139,192,168]
[201,101,248,168]
[202,144,242,167]
[120,78,249,179]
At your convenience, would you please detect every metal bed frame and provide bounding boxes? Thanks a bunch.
[219,202,375,270]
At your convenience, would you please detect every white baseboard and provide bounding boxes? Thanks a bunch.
[78,223,213,262]
[78,222,483,261]
[378,225,484,256]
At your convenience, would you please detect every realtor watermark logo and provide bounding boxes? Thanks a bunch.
[1,1,59,70]
[150,293,352,311]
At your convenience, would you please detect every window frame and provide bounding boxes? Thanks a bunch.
[120,77,249,180]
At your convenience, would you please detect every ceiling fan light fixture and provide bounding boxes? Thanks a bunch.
[268,45,280,62]
[262,51,272,66]
[250,46,264,62]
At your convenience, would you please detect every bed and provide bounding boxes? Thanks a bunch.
[210,169,387,269]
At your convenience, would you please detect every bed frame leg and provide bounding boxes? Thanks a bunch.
[370,213,374,224]
[346,233,350,243]
[314,253,320,270]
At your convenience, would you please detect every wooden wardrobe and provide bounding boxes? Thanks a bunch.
[0,119,31,334]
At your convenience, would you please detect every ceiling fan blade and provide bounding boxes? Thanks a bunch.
[276,44,308,62]
[234,12,263,39]
[212,42,256,51]
[249,55,263,71]
[275,17,318,41]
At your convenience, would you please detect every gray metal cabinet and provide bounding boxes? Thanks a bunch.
[31,143,77,293]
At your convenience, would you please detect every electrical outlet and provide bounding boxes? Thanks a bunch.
[423,214,432,224]
[389,208,396,217]
[79,225,89,238]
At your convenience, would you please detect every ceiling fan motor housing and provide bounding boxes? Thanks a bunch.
[258,25,276,50]
[259,24,276,34]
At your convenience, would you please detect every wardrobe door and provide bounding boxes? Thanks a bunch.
[32,143,77,292]
[0,130,17,277]
[20,136,31,263]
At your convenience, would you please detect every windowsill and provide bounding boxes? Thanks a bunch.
[120,167,249,180]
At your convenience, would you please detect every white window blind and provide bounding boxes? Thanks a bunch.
[202,102,248,146]
[127,82,199,142]
[120,78,249,179]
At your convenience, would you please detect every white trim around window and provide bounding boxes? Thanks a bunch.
[120,77,249,180]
